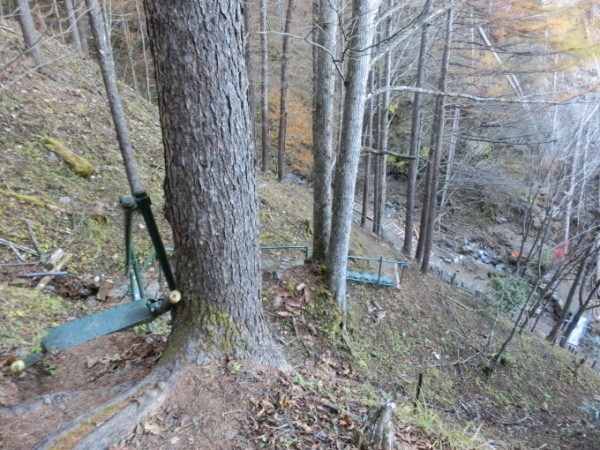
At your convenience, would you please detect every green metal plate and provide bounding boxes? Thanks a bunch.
[43,301,155,352]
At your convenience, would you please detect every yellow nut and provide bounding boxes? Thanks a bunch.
[168,290,181,304]
[10,360,26,373]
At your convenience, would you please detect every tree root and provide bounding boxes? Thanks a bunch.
[0,390,90,417]
[32,362,185,450]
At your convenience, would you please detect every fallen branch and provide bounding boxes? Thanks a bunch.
[362,145,416,160]
[0,390,91,417]
[24,218,44,260]
[35,248,71,291]
[0,238,38,256]
[1,189,60,210]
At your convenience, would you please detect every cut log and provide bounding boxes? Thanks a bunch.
[356,400,396,449]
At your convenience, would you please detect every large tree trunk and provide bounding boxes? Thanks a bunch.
[329,0,381,314]
[144,0,286,368]
[312,0,337,262]
[277,0,294,182]
[403,0,433,257]
[13,0,45,68]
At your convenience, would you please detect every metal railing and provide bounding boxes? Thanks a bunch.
[347,255,408,285]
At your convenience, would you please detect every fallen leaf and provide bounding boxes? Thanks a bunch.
[277,311,296,317]
[296,283,306,291]
[144,420,162,435]
[286,300,302,308]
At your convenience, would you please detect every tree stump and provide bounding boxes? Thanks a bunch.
[357,400,396,449]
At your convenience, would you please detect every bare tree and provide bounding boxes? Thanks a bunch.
[329,0,381,314]
[260,0,270,172]
[276,0,294,182]
[64,0,83,53]
[418,6,454,273]
[403,0,433,257]
[13,0,45,68]
[312,0,338,262]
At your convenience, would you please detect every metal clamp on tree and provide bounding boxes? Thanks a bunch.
[10,193,181,373]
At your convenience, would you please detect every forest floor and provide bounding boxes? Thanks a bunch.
[2,21,600,449]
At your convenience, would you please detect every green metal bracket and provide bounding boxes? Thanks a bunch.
[11,192,180,373]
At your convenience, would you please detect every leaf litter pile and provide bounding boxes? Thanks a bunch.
[129,359,448,450]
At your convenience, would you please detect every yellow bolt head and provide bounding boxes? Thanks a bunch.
[168,290,181,304]
[10,360,26,373]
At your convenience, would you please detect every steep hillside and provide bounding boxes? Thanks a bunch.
[1,19,600,450]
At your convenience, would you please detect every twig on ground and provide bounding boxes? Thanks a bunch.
[0,238,37,256]
[24,218,44,261]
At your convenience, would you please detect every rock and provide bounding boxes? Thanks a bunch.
[284,172,307,184]
[144,281,161,300]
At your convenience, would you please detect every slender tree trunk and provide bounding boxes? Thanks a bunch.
[312,0,337,262]
[134,0,152,101]
[143,0,286,368]
[403,0,433,257]
[84,0,141,194]
[361,152,371,227]
[243,1,257,150]
[277,0,294,182]
[329,0,381,314]
[120,17,139,92]
[439,107,460,214]
[372,69,381,235]
[260,0,270,172]
[420,7,453,274]
[13,0,45,68]
[361,72,375,228]
[74,0,90,56]
[64,0,83,53]
[546,249,591,343]
[563,128,583,242]
[375,14,392,238]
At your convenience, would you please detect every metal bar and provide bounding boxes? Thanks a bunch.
[377,256,383,286]
[131,247,146,302]
[347,255,408,265]
[134,190,176,291]
[120,195,136,276]
[18,271,68,278]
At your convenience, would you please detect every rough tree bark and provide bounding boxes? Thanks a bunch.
[144,0,287,368]
[329,0,381,314]
[312,0,337,262]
